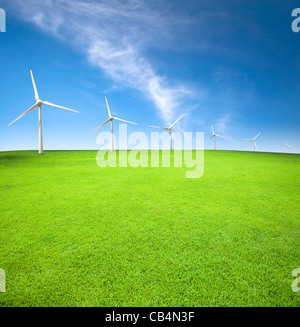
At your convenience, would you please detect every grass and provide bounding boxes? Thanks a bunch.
[0,150,299,307]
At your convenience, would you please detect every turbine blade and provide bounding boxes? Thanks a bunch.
[42,101,80,113]
[30,70,40,101]
[242,138,251,141]
[254,141,257,149]
[215,134,225,138]
[211,125,214,135]
[170,114,184,128]
[171,130,177,144]
[105,97,111,117]
[253,132,261,140]
[148,125,169,130]
[90,119,110,134]
[113,117,138,125]
[8,104,38,126]
[207,135,214,140]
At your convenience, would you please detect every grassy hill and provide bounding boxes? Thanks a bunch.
[0,150,299,306]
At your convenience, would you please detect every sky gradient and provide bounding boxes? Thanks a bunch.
[0,0,299,152]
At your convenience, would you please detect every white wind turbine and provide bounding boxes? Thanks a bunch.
[242,132,261,152]
[91,97,138,152]
[8,70,80,155]
[208,125,225,150]
[285,140,294,153]
[148,114,184,150]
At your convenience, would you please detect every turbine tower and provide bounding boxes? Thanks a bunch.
[149,114,184,150]
[8,70,80,154]
[91,97,137,152]
[208,125,225,150]
[242,132,261,152]
[285,140,294,153]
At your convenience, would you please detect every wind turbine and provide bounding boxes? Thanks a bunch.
[8,70,80,155]
[148,114,184,150]
[91,97,138,152]
[285,140,294,153]
[208,125,225,150]
[242,132,261,152]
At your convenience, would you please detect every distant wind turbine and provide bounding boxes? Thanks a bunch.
[91,97,137,152]
[208,125,225,150]
[242,132,261,152]
[285,140,294,153]
[8,70,80,155]
[148,114,184,150]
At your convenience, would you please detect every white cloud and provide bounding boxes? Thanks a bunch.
[215,114,231,135]
[5,0,192,123]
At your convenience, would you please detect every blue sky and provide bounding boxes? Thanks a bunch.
[0,0,299,152]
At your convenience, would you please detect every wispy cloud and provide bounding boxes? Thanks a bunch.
[215,114,231,135]
[5,0,193,123]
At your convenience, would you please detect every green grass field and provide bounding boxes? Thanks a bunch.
[0,150,299,307]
